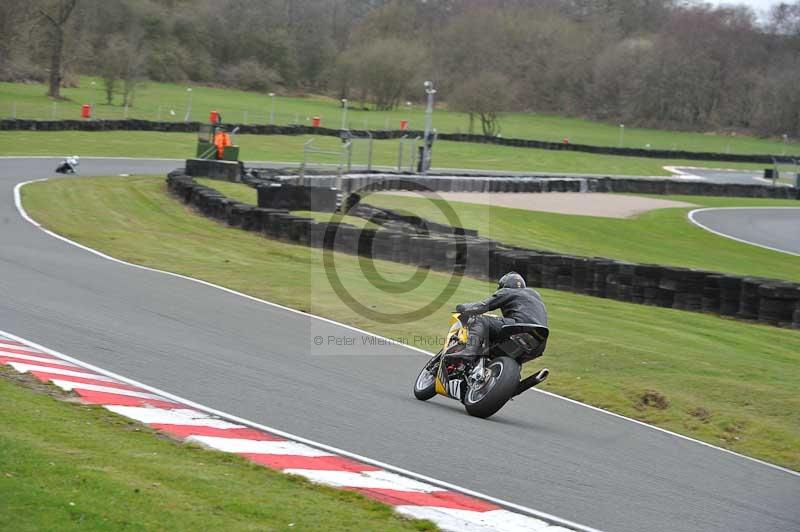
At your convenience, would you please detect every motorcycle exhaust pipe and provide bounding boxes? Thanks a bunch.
[514,368,549,397]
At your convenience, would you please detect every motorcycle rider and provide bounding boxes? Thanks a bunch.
[55,155,80,174]
[452,272,548,360]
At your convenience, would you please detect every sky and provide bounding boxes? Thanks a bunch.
[707,0,781,15]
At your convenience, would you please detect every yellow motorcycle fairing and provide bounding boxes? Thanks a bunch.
[434,313,469,398]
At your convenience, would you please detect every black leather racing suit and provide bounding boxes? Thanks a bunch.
[455,287,548,357]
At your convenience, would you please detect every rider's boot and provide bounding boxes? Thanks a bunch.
[447,338,482,361]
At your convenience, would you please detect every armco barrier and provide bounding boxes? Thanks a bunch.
[4,118,797,165]
[166,172,800,329]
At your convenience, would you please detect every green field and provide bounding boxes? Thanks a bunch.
[21,175,800,470]
[2,77,798,156]
[0,369,434,531]
[0,130,770,176]
[362,193,800,282]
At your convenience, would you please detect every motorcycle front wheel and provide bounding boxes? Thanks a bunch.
[463,356,520,419]
[413,354,440,401]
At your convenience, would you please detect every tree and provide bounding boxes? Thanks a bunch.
[38,0,78,98]
[345,38,424,110]
[0,1,38,81]
[448,72,513,136]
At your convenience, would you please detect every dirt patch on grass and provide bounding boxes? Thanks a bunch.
[689,407,712,422]
[636,390,670,410]
[377,192,696,218]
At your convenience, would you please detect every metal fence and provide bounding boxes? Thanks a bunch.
[299,138,351,187]
[396,135,421,172]
[1,100,418,132]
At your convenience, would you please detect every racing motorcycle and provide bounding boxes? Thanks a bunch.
[413,313,550,419]
[55,155,80,174]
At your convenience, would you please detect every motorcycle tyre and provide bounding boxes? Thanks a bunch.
[413,354,440,401]
[464,356,520,419]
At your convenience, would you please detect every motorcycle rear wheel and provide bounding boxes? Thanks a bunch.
[463,356,520,419]
[413,354,440,401]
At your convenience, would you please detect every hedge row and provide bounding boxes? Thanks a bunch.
[167,172,800,329]
[2,118,793,165]
[265,173,798,199]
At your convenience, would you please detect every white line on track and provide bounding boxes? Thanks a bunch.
[9,177,799,494]
[688,207,800,257]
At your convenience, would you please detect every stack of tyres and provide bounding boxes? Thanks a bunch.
[632,265,662,305]
[333,224,360,255]
[684,270,711,311]
[488,249,514,281]
[355,228,377,257]
[370,229,395,261]
[717,275,743,316]
[390,232,411,264]
[738,278,764,320]
[793,300,800,329]
[757,283,800,327]
[464,239,497,280]
[226,203,248,228]
[660,267,689,309]
[265,213,290,239]
[428,236,459,271]
[555,256,579,291]
[539,254,567,289]
[408,236,429,268]
[701,275,723,313]
[522,252,544,288]
[568,256,591,294]
[288,218,315,245]
[589,259,614,298]
[610,262,636,302]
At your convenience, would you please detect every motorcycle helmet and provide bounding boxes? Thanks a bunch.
[498,271,526,289]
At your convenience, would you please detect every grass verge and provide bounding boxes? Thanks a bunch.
[0,368,435,531]
[363,193,800,282]
[21,175,800,470]
[0,130,771,176]
[2,76,798,156]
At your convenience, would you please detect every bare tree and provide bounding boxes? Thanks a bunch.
[449,72,513,136]
[38,0,78,98]
[346,38,423,110]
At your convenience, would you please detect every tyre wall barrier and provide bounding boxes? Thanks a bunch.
[345,199,478,238]
[3,118,795,165]
[166,172,800,329]
[277,173,797,199]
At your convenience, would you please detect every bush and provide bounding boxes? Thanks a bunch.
[220,60,283,93]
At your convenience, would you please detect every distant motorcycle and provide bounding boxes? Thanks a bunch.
[55,156,80,174]
[413,313,550,418]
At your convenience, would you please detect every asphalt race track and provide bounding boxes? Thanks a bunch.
[1,157,799,532]
[672,166,798,186]
[690,208,800,255]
